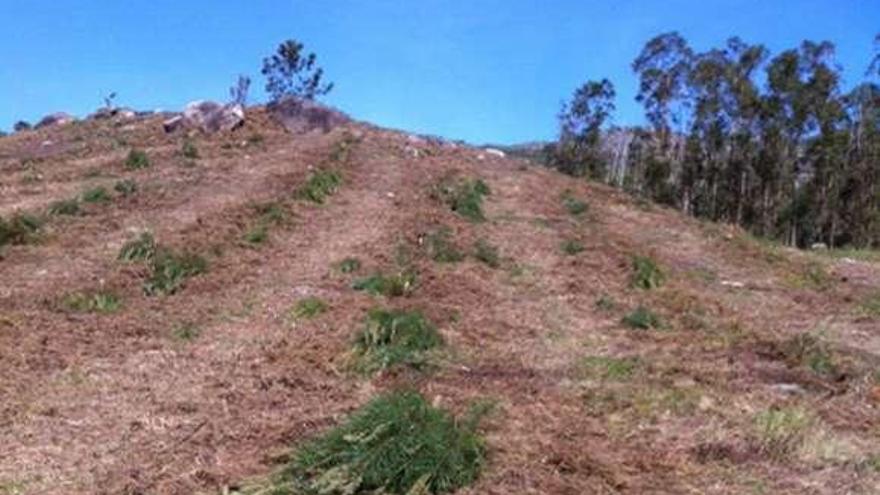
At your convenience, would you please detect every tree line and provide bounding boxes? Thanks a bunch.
[552,32,880,249]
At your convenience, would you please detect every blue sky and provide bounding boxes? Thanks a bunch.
[1,0,878,143]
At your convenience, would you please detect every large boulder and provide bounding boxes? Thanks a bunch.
[35,112,75,129]
[267,97,349,134]
[163,100,245,133]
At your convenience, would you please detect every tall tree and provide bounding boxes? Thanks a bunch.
[262,40,334,102]
[554,79,616,178]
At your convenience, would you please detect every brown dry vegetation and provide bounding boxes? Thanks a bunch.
[2,110,880,494]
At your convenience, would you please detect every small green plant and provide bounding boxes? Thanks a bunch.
[580,356,638,381]
[61,291,121,314]
[861,292,880,317]
[474,239,501,268]
[434,178,491,222]
[622,306,662,330]
[181,139,199,159]
[561,239,585,255]
[0,212,42,247]
[595,294,616,311]
[780,332,836,376]
[118,232,156,262]
[81,186,111,203]
[290,296,328,320]
[125,149,150,170]
[337,257,361,274]
[114,179,137,196]
[143,248,207,296]
[275,390,485,495]
[631,255,665,290]
[562,192,589,216]
[48,198,81,216]
[253,202,287,225]
[247,133,264,146]
[243,224,268,245]
[353,271,416,297]
[425,227,464,263]
[753,407,814,460]
[297,169,342,204]
[172,322,200,341]
[350,308,443,373]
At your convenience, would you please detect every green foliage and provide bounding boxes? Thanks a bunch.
[473,239,501,268]
[631,255,665,290]
[181,139,199,159]
[425,227,464,263]
[580,356,638,381]
[262,39,334,102]
[561,239,585,255]
[244,224,268,245]
[554,79,616,178]
[622,306,663,330]
[125,149,150,170]
[350,308,442,373]
[595,294,616,311]
[114,179,137,196]
[61,291,121,314]
[780,332,836,376]
[118,232,156,262]
[275,390,485,495]
[298,169,342,204]
[352,271,416,298]
[562,192,589,216]
[143,248,207,296]
[290,297,328,320]
[337,257,361,274]
[81,186,111,203]
[753,407,813,459]
[434,178,491,222]
[171,322,200,341]
[0,212,42,247]
[48,198,81,216]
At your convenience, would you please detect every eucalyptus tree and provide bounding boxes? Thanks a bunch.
[554,79,616,178]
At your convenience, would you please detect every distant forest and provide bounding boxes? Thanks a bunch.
[548,32,880,249]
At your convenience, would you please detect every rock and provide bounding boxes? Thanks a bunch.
[721,280,746,288]
[484,148,506,158]
[163,101,245,134]
[811,242,828,250]
[769,383,806,395]
[267,97,349,134]
[35,112,75,129]
[162,115,185,133]
[90,107,137,120]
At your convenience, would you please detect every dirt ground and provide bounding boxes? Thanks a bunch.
[2,110,880,494]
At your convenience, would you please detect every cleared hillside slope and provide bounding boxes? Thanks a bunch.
[1,110,880,494]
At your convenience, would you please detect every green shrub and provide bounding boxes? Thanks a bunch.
[631,255,665,290]
[0,212,42,247]
[81,186,111,203]
[580,356,638,381]
[474,239,500,268]
[278,390,485,495]
[350,308,442,373]
[290,297,328,320]
[425,227,464,263]
[353,271,416,297]
[172,322,200,341]
[114,179,137,196]
[48,198,81,216]
[753,407,813,460]
[244,224,268,245]
[298,169,342,204]
[622,306,662,330]
[562,192,589,216]
[118,232,156,262]
[181,139,199,159]
[143,248,207,296]
[434,178,491,222]
[61,291,121,314]
[780,332,836,376]
[561,239,584,255]
[337,257,361,274]
[595,294,616,311]
[125,149,150,170]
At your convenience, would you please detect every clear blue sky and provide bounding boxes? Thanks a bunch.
[1,0,878,143]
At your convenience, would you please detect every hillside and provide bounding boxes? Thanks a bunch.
[2,110,880,495]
